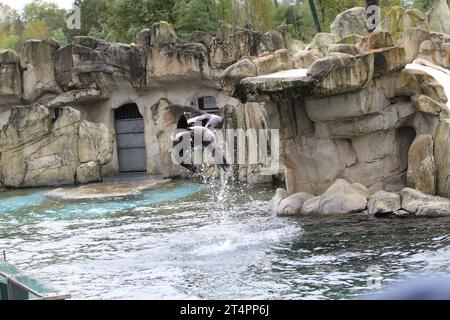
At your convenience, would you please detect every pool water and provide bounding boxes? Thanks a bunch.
[1,180,450,299]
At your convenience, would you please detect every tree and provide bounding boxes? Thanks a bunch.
[216,0,235,25]
[49,28,68,46]
[173,0,218,34]
[22,20,50,41]
[244,0,276,31]
[411,0,434,11]
[103,0,176,43]
[73,0,108,37]
[22,0,67,31]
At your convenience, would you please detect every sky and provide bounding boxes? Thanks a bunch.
[1,0,74,11]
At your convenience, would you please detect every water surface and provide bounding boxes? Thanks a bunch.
[1,180,450,299]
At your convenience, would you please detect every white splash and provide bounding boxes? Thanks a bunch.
[406,59,450,110]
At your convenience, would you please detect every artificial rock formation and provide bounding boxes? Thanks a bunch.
[229,3,450,216]
[0,105,114,188]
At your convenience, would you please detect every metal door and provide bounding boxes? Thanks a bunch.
[114,104,147,173]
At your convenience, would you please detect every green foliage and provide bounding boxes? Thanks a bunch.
[275,1,316,41]
[102,0,176,43]
[216,0,235,25]
[244,0,276,31]
[410,0,434,11]
[0,0,438,53]
[0,34,21,51]
[49,28,68,46]
[173,0,218,34]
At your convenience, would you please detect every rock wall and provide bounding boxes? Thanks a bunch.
[0,105,114,188]
[233,2,450,215]
[0,21,295,187]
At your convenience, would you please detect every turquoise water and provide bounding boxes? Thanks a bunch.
[1,180,450,299]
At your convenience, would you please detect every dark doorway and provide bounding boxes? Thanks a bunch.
[114,103,147,173]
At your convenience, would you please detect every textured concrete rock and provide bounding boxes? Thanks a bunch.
[78,121,114,165]
[407,134,436,195]
[275,192,314,216]
[0,50,22,105]
[54,37,144,91]
[300,196,321,215]
[427,0,450,35]
[305,84,390,122]
[0,105,113,188]
[379,6,427,38]
[292,49,323,68]
[330,7,368,40]
[327,44,361,56]
[411,95,444,115]
[307,33,337,53]
[434,120,450,197]
[400,69,448,103]
[401,27,430,63]
[267,188,289,213]
[367,30,394,50]
[76,161,101,184]
[401,187,450,216]
[307,52,374,97]
[20,39,61,101]
[147,42,210,83]
[372,47,406,78]
[368,191,401,214]
[318,179,369,215]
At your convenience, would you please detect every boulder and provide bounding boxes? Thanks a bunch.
[275,192,314,216]
[330,7,368,40]
[150,21,178,46]
[76,161,102,184]
[210,26,286,69]
[368,191,401,214]
[318,179,369,215]
[0,50,22,105]
[367,30,394,50]
[307,52,374,97]
[192,31,213,48]
[379,6,427,38]
[434,120,450,197]
[0,105,114,188]
[423,37,450,69]
[300,196,321,215]
[220,59,257,94]
[315,100,416,138]
[327,44,362,56]
[54,37,145,90]
[407,134,436,195]
[292,49,323,68]
[267,188,289,213]
[411,95,444,115]
[401,187,450,216]
[400,69,448,103]
[252,49,293,76]
[147,42,210,83]
[400,27,430,63]
[337,34,365,45]
[372,47,406,78]
[306,33,337,53]
[78,121,114,165]
[20,39,61,101]
[427,0,450,35]
[305,84,390,122]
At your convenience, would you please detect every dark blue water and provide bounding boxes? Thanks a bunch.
[1,181,450,299]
